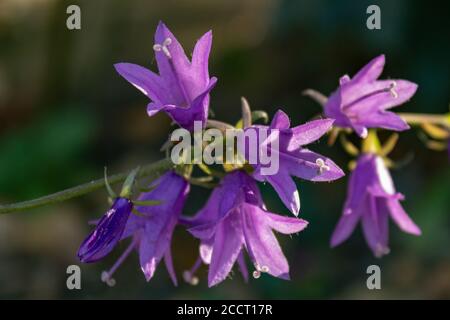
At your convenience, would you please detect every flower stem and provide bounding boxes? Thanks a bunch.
[361,129,381,154]
[0,158,174,215]
[398,112,450,128]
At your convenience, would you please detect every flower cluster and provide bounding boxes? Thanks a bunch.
[77,22,426,287]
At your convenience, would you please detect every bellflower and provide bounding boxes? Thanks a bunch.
[78,197,133,263]
[241,110,344,215]
[324,55,417,138]
[330,154,421,257]
[97,171,189,286]
[115,21,217,131]
[187,170,308,287]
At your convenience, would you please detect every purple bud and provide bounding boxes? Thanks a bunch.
[78,197,133,263]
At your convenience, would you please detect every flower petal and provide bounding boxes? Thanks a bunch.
[208,209,244,287]
[164,248,178,286]
[270,110,291,130]
[284,149,345,182]
[263,211,308,234]
[121,213,144,240]
[188,221,218,240]
[139,230,158,281]
[136,171,189,281]
[288,118,334,150]
[361,197,390,258]
[114,63,167,103]
[154,21,207,104]
[266,172,300,215]
[241,204,291,280]
[352,54,385,83]
[192,30,213,86]
[330,210,361,247]
[167,77,217,130]
[199,238,214,264]
[139,217,177,281]
[237,252,249,283]
[78,198,133,263]
[387,199,421,235]
[359,110,410,132]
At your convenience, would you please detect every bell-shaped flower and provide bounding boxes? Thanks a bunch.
[330,154,421,257]
[115,21,217,131]
[94,171,189,286]
[240,110,344,215]
[324,55,417,138]
[187,170,308,287]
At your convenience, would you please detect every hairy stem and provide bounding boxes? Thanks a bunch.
[0,158,174,215]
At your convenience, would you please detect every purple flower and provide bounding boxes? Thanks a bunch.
[78,197,133,263]
[324,55,417,138]
[330,154,421,257]
[188,170,308,287]
[115,21,217,131]
[242,110,344,215]
[100,171,189,286]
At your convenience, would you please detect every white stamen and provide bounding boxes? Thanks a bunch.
[253,264,269,278]
[153,37,172,59]
[101,271,116,287]
[388,81,398,99]
[183,270,199,286]
[315,158,330,174]
[375,244,391,258]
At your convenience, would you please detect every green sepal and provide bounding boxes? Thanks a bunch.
[119,166,140,198]
[132,200,162,207]
[138,183,159,193]
[104,167,117,199]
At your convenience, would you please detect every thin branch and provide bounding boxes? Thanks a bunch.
[0,158,174,215]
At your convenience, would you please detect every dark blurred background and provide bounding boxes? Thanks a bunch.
[0,0,449,299]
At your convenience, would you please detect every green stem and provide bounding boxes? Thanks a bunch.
[398,112,449,127]
[361,129,381,154]
[0,158,174,215]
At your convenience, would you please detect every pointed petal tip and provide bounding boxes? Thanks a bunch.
[410,227,422,236]
[202,30,213,38]
[113,62,134,75]
[113,62,123,70]
[278,272,291,281]
[376,53,386,62]
[329,237,341,248]
[156,20,167,30]
[290,196,301,216]
[274,109,289,120]
[368,54,386,68]
[207,276,221,288]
